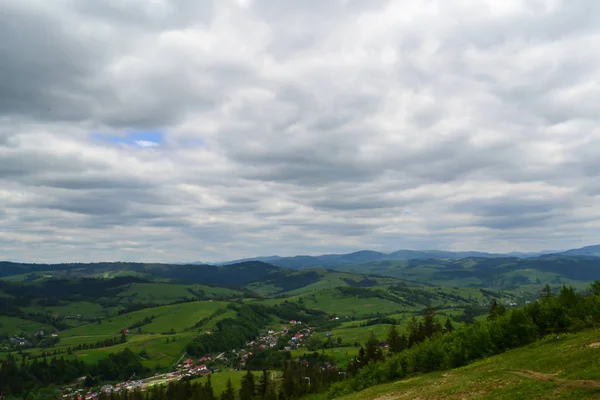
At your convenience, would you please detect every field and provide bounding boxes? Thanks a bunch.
[337,329,600,400]
[59,300,227,338]
[0,316,55,336]
[114,283,242,304]
[276,289,409,319]
[291,347,360,369]
[23,301,110,322]
[74,333,194,370]
[325,322,396,346]
[191,371,275,396]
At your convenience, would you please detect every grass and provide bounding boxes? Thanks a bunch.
[23,301,111,321]
[337,329,600,400]
[0,316,54,336]
[325,322,395,346]
[28,300,233,369]
[291,347,360,370]
[59,300,227,338]
[79,333,195,369]
[191,370,280,396]
[287,289,406,319]
[114,283,241,305]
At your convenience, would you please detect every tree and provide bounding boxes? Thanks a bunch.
[541,284,553,298]
[364,331,384,364]
[422,307,442,338]
[591,281,600,296]
[220,378,236,400]
[84,375,97,388]
[239,370,256,400]
[204,374,215,400]
[488,299,506,321]
[257,370,270,398]
[387,325,405,354]
[444,318,454,333]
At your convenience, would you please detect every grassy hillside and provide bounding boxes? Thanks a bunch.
[337,329,600,400]
[0,316,55,336]
[335,256,600,289]
[60,300,227,337]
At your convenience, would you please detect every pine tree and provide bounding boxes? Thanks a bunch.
[444,318,454,333]
[387,325,405,354]
[364,331,384,364]
[239,370,256,400]
[257,370,270,397]
[541,284,553,298]
[220,378,236,400]
[487,299,506,320]
[204,374,214,400]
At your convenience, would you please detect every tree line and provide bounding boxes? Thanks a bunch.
[327,282,600,398]
[0,348,148,399]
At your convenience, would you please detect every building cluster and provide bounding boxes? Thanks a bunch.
[174,357,212,377]
[2,330,59,351]
[60,322,317,399]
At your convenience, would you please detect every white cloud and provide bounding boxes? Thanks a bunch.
[134,140,160,148]
[0,0,599,262]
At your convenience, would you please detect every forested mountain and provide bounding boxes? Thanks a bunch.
[217,245,596,271]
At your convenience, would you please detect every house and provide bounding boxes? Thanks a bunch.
[198,355,211,363]
[289,320,297,325]
[122,329,129,333]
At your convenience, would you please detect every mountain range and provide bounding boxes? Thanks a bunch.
[212,244,600,270]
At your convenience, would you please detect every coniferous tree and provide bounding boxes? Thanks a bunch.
[488,299,506,320]
[239,370,256,400]
[444,318,454,333]
[257,370,270,398]
[541,284,554,298]
[364,331,384,364]
[204,374,215,400]
[220,378,236,400]
[387,325,406,354]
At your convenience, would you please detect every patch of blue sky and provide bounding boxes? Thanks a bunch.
[91,131,164,148]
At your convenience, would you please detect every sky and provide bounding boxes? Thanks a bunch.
[1,0,599,263]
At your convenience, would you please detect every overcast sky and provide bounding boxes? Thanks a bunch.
[1,0,599,263]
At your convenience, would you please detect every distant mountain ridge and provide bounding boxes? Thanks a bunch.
[216,248,571,270]
[555,244,600,258]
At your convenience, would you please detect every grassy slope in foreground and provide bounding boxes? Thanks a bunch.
[337,329,600,400]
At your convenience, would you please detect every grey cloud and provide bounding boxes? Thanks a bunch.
[1,0,600,262]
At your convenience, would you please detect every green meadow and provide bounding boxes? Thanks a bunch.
[337,329,600,400]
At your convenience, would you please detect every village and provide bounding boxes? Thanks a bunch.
[0,329,60,351]
[62,321,317,400]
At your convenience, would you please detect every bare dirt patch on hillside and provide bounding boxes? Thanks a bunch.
[511,370,600,389]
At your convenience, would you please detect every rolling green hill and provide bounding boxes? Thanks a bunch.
[335,256,600,289]
[337,329,600,400]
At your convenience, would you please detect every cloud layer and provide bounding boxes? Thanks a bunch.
[1,0,599,262]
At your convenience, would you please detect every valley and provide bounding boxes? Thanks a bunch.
[1,248,599,399]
